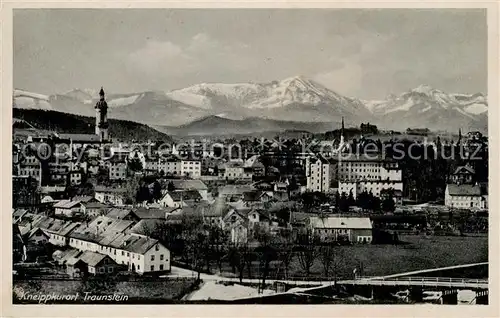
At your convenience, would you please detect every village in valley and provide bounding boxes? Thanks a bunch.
[12,87,489,304]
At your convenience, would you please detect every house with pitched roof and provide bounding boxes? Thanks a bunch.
[54,199,83,217]
[159,190,203,208]
[94,186,127,206]
[163,179,209,200]
[451,164,475,184]
[28,216,81,246]
[445,183,486,209]
[308,216,373,243]
[65,250,119,278]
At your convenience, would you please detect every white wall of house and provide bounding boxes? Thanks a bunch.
[109,162,127,180]
[445,192,485,209]
[143,243,171,273]
[181,160,201,178]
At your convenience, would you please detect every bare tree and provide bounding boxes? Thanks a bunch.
[296,229,319,276]
[319,244,335,280]
[181,213,206,280]
[275,229,295,279]
[207,225,228,273]
[228,241,251,283]
[254,224,276,292]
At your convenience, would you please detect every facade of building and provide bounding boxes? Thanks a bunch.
[54,200,84,217]
[220,161,253,181]
[445,184,486,209]
[309,216,373,243]
[157,157,201,178]
[108,156,127,180]
[94,186,127,206]
[306,155,337,192]
[336,153,403,199]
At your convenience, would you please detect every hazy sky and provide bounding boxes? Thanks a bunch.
[14,9,487,99]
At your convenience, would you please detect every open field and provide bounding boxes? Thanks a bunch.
[217,235,488,280]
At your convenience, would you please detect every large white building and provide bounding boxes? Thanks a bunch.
[445,184,486,209]
[305,155,337,193]
[158,157,201,178]
[220,161,253,181]
[68,216,171,274]
[107,156,127,180]
[337,153,403,199]
[309,216,373,243]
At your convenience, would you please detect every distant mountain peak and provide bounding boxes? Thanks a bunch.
[409,84,441,96]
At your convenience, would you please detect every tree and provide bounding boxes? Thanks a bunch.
[347,190,356,207]
[320,244,344,284]
[356,191,370,211]
[382,196,396,213]
[96,167,109,185]
[334,191,340,210]
[182,215,206,280]
[123,175,140,205]
[296,229,319,276]
[167,181,176,192]
[320,244,335,280]
[127,155,143,173]
[254,224,277,291]
[228,242,250,283]
[338,192,349,212]
[152,181,163,202]
[275,229,295,279]
[207,225,228,273]
[135,182,150,204]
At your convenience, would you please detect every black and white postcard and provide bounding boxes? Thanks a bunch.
[1,2,498,317]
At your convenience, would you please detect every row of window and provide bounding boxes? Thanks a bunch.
[19,169,40,176]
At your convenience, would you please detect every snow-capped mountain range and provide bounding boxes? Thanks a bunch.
[13,76,487,134]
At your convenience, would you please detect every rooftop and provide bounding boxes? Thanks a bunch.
[131,207,179,219]
[446,184,482,196]
[309,216,373,230]
[53,199,82,209]
[163,179,208,191]
[166,190,203,202]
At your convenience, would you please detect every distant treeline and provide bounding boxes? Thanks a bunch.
[13,109,172,143]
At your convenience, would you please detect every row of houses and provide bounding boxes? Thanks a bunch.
[14,213,171,276]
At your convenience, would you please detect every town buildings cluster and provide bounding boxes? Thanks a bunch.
[12,87,488,279]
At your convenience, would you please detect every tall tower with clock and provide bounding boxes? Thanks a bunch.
[95,87,109,142]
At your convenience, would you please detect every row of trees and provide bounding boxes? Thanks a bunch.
[142,218,349,288]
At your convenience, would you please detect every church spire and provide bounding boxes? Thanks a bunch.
[339,116,345,148]
[99,87,105,100]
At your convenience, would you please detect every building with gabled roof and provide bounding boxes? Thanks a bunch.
[451,163,476,185]
[445,183,486,209]
[53,199,83,217]
[309,216,372,243]
[159,190,203,208]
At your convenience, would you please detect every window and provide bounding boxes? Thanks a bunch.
[108,267,113,273]
[99,267,105,273]
[138,265,140,270]
[155,245,160,251]
[160,254,164,260]
[151,255,155,261]
[160,264,164,270]
[121,251,124,256]
[127,252,130,257]
[150,265,154,271]
[132,254,135,259]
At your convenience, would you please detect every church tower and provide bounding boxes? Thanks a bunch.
[95,87,109,142]
[340,116,345,145]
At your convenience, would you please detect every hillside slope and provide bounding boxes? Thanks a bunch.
[13,109,172,142]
